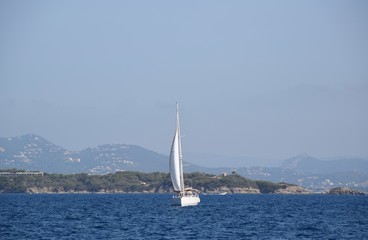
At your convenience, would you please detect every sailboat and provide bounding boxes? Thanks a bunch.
[169,103,200,207]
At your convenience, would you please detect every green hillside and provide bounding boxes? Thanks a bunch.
[0,170,296,194]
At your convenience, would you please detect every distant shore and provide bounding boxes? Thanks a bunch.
[3,187,366,196]
[1,170,366,195]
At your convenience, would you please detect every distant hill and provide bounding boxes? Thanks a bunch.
[0,134,208,174]
[185,152,274,168]
[231,153,368,192]
[188,154,368,192]
[281,153,368,174]
[1,134,367,192]
[0,134,67,172]
[0,134,171,174]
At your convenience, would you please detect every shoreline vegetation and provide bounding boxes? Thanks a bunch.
[0,170,365,195]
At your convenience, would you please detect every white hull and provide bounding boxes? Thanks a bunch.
[172,195,200,207]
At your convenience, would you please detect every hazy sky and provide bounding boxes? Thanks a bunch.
[1,1,367,161]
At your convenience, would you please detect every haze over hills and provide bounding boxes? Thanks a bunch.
[1,134,367,191]
[0,134,204,174]
[238,154,368,192]
[281,153,368,174]
[185,152,278,168]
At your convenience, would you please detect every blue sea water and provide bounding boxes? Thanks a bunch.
[0,194,367,239]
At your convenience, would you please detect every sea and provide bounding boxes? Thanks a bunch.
[1,194,367,239]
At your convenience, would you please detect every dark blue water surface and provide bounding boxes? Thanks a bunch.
[1,194,367,239]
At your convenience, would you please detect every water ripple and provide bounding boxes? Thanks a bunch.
[0,194,367,239]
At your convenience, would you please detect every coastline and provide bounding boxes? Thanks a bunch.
[2,186,364,195]
[1,171,366,196]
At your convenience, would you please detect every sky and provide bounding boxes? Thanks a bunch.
[1,1,367,163]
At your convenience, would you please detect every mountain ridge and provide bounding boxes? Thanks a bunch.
[0,134,167,174]
[1,134,368,191]
[281,153,368,174]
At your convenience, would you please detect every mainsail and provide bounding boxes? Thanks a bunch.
[169,104,184,192]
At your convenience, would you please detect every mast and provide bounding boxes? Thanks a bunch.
[176,103,185,194]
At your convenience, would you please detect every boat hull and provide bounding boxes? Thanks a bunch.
[172,195,200,207]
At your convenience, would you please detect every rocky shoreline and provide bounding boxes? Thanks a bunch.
[274,185,312,194]
[327,187,366,195]
[24,186,314,195]
[23,186,367,195]
[2,171,366,195]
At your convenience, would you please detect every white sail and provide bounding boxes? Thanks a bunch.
[169,104,184,192]
[169,128,182,192]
